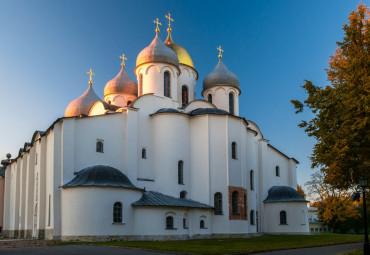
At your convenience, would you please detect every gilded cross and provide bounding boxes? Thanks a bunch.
[217,45,224,58]
[165,12,173,30]
[120,53,127,66]
[153,18,162,32]
[87,68,95,85]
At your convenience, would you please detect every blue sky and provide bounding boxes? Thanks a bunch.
[0,0,365,191]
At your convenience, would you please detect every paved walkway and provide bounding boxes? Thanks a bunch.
[254,242,363,255]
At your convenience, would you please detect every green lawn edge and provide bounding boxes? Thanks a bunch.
[61,234,363,255]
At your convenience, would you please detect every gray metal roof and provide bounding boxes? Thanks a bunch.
[155,108,181,114]
[62,165,140,190]
[189,108,229,116]
[263,186,308,203]
[132,191,213,209]
[203,59,239,91]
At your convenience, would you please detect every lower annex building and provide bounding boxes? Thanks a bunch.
[2,16,309,240]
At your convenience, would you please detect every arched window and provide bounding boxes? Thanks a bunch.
[166,216,174,229]
[142,148,146,159]
[139,73,143,96]
[164,71,171,97]
[107,100,111,104]
[250,170,254,191]
[182,85,188,106]
[231,142,237,159]
[214,192,223,215]
[113,202,122,223]
[232,191,238,214]
[178,160,184,184]
[127,101,132,106]
[250,210,255,225]
[280,211,287,225]
[276,166,280,177]
[200,220,205,229]
[96,140,104,153]
[207,94,212,104]
[229,92,234,115]
[180,190,187,199]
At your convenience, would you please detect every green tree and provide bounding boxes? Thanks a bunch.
[292,3,370,189]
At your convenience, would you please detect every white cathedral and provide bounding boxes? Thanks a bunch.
[2,16,309,241]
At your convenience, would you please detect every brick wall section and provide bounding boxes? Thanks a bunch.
[228,186,247,220]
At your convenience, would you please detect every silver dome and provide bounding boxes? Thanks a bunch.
[65,84,102,117]
[202,59,239,92]
[136,33,179,68]
[104,65,138,97]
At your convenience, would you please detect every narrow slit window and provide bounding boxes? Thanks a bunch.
[182,86,188,106]
[207,94,212,104]
[276,166,280,176]
[200,220,205,229]
[250,170,254,190]
[142,148,146,159]
[214,192,223,215]
[139,73,143,96]
[166,216,174,229]
[96,140,104,153]
[229,92,234,115]
[250,210,255,225]
[113,202,122,223]
[164,71,171,97]
[231,142,237,159]
[232,191,238,214]
[178,160,184,184]
[280,211,287,225]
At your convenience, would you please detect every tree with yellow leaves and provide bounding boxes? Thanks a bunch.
[306,172,360,232]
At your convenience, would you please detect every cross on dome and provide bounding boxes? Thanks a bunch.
[87,68,95,85]
[153,18,162,33]
[165,12,173,32]
[120,53,127,67]
[217,45,224,59]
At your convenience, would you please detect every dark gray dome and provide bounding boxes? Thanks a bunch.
[62,165,139,189]
[189,108,229,116]
[203,59,239,91]
[264,186,307,203]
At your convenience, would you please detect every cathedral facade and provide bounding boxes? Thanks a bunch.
[2,16,309,240]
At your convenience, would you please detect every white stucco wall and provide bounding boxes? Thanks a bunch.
[263,202,308,233]
[61,187,142,238]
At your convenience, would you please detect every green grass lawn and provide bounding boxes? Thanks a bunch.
[64,234,363,254]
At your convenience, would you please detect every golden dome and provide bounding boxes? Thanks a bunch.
[164,30,194,69]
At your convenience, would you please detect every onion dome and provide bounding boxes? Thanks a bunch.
[104,55,138,97]
[203,58,239,92]
[136,31,179,69]
[65,69,102,117]
[164,29,194,68]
